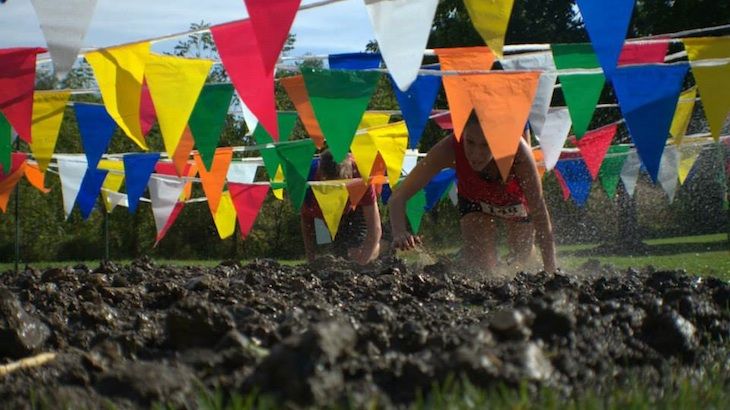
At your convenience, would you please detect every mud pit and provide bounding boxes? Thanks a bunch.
[1,257,728,408]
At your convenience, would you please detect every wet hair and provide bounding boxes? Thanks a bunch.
[318,150,354,180]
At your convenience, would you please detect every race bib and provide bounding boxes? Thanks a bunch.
[479,202,528,219]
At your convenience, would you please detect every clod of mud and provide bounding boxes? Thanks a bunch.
[0,289,51,358]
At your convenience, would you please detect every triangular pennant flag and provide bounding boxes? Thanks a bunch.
[538,107,572,171]
[328,52,382,70]
[86,43,150,149]
[145,54,212,159]
[240,100,259,136]
[302,68,381,162]
[172,127,195,177]
[363,0,438,91]
[424,168,456,211]
[468,72,541,181]
[406,189,427,234]
[402,149,419,175]
[370,122,409,187]
[30,0,97,80]
[75,103,116,170]
[24,163,51,193]
[612,64,689,182]
[501,53,558,138]
[0,153,28,213]
[434,47,495,140]
[156,202,185,244]
[658,145,679,203]
[229,182,269,238]
[433,112,453,130]
[227,162,259,184]
[346,179,368,210]
[574,123,617,180]
[272,165,285,200]
[359,112,392,130]
[30,90,71,172]
[188,83,234,171]
[211,20,278,139]
[255,112,298,180]
[0,48,45,143]
[554,158,593,207]
[620,150,642,197]
[148,175,186,240]
[76,168,108,220]
[97,159,125,212]
[155,160,195,201]
[244,0,301,73]
[0,114,11,173]
[351,120,386,184]
[532,149,546,179]
[123,152,160,213]
[551,43,605,138]
[276,139,316,209]
[280,75,325,148]
[194,147,233,215]
[390,71,441,149]
[618,39,669,66]
[670,87,697,146]
[678,143,703,185]
[56,156,87,218]
[448,182,458,206]
[140,82,157,137]
[575,0,636,80]
[599,145,629,199]
[462,0,515,59]
[682,37,730,141]
[552,168,571,201]
[311,181,350,238]
[213,191,237,240]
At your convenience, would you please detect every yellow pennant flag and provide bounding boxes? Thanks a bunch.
[683,37,730,141]
[86,42,151,149]
[272,165,285,200]
[144,54,213,158]
[351,132,379,183]
[30,90,71,172]
[370,122,409,188]
[358,112,391,130]
[678,143,704,185]
[463,0,515,59]
[670,87,697,145]
[97,159,125,212]
[310,181,350,239]
[213,191,237,240]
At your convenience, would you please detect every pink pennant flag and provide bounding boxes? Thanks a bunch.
[229,183,269,239]
[244,0,301,72]
[140,81,157,137]
[432,112,453,130]
[573,123,617,180]
[618,39,669,66]
[0,48,46,143]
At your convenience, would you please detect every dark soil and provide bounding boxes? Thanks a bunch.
[0,256,728,409]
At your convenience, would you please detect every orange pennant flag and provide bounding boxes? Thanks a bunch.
[434,47,495,141]
[468,72,540,181]
[532,148,546,179]
[173,126,195,177]
[0,155,27,212]
[346,179,368,210]
[24,162,51,193]
[280,75,325,149]
[194,147,233,214]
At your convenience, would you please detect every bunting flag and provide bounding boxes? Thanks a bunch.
[402,149,419,175]
[227,162,259,184]
[346,179,368,210]
[658,145,679,203]
[76,168,108,220]
[670,87,697,145]
[435,47,495,140]
[272,165,285,200]
[0,153,27,213]
[156,202,185,244]
[75,103,116,170]
[468,72,541,181]
[24,163,51,193]
[86,42,150,149]
[255,112,298,180]
[188,83,234,171]
[532,149,546,179]
[280,75,325,148]
[0,48,45,143]
[380,183,392,204]
[240,101,259,136]
[363,0,438,91]
[30,0,97,80]
[554,158,593,207]
[311,181,350,238]
[229,183,269,238]
[501,53,558,138]
[370,122,409,187]
[618,39,669,66]
[155,160,196,201]
[448,183,458,206]
[302,68,381,162]
[351,132,381,183]
[390,71,441,149]
[620,150,642,197]
[97,159,125,212]
[0,114,11,173]
[194,147,233,214]
[314,218,333,244]
[359,112,391,129]
[172,127,195,177]
[599,145,629,199]
[30,90,71,172]
[406,189,427,234]
[211,20,278,139]
[145,54,212,159]
[148,175,186,242]
[552,168,571,201]
[682,37,730,141]
[140,82,157,137]
[575,0,636,80]
[678,143,703,185]
[424,168,456,211]
[123,152,160,213]
[462,0,515,59]
[538,107,572,171]
[213,191,237,240]
[551,43,605,139]
[574,123,617,180]
[57,156,87,218]
[244,0,301,72]
[276,139,316,209]
[328,52,382,70]
[612,64,689,182]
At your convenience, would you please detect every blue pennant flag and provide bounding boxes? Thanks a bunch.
[380,183,392,205]
[123,152,160,213]
[76,168,109,220]
[74,103,117,170]
[424,168,456,211]
[328,52,382,70]
[612,64,689,182]
[390,68,442,149]
[555,159,593,207]
[576,0,636,80]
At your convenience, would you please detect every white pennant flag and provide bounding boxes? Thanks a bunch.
[239,98,260,136]
[501,53,558,137]
[620,150,642,197]
[658,145,680,203]
[148,175,186,237]
[105,191,129,210]
[314,218,333,245]
[364,0,439,91]
[227,162,259,184]
[538,108,572,171]
[30,0,98,80]
[56,156,87,219]
[448,182,459,206]
[401,149,419,175]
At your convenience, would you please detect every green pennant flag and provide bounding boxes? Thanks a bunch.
[255,112,299,179]
[406,189,427,234]
[552,44,606,139]
[301,68,381,163]
[599,145,630,199]
[189,84,235,171]
[276,139,316,209]
[0,114,11,174]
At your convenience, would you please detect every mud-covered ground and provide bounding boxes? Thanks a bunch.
[1,256,729,409]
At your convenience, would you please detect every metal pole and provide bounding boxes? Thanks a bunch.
[104,209,110,261]
[13,138,20,274]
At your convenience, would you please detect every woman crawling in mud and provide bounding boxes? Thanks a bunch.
[389,111,557,274]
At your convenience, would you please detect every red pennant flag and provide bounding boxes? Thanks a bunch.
[140,81,157,137]
[573,123,617,180]
[211,20,279,140]
[553,168,571,200]
[618,39,669,66]
[155,202,185,244]
[346,180,368,210]
[244,0,302,72]
[0,48,46,143]
[229,182,269,238]
[433,112,453,130]
[0,153,28,212]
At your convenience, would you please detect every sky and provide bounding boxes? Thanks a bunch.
[0,0,377,57]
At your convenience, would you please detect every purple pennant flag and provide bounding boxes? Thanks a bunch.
[75,168,108,220]
[75,103,117,169]
[123,152,160,213]
[328,52,382,70]
[390,66,442,149]
[555,158,593,207]
[576,0,636,80]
